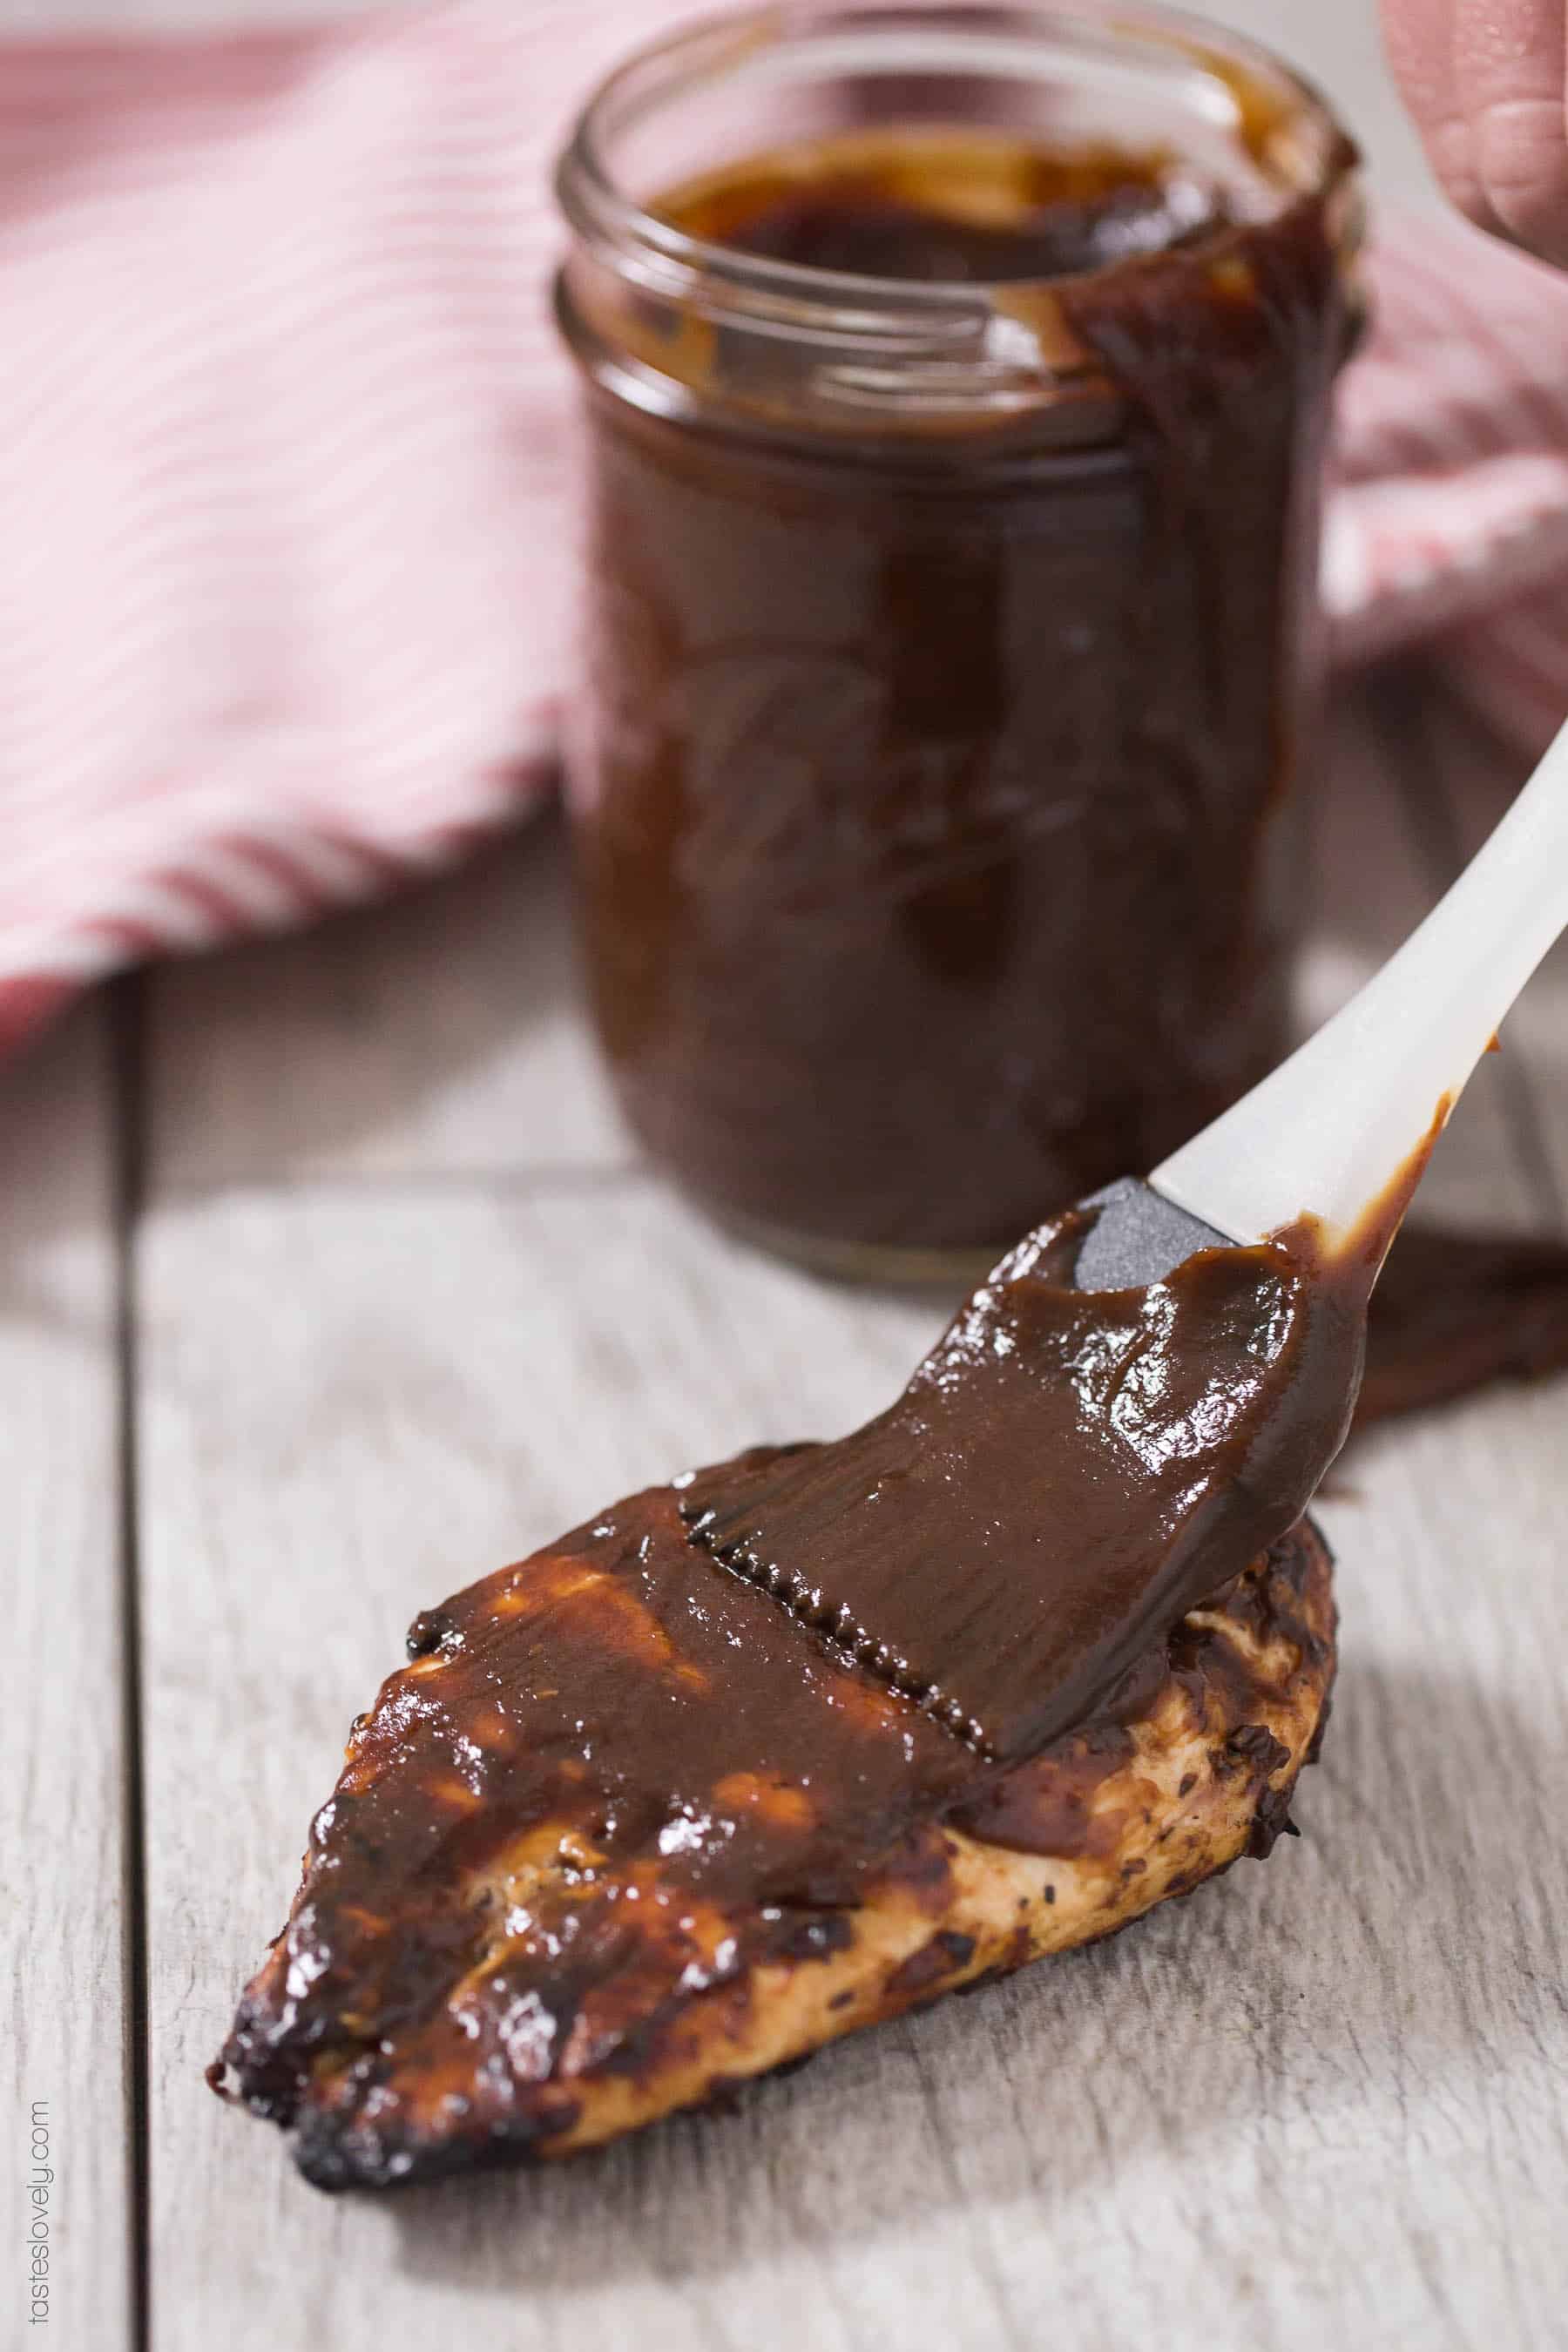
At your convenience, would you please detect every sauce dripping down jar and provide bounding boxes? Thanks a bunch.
[554,3,1362,1276]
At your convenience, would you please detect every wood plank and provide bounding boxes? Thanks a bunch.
[138,1173,1568,2346]
[146,820,625,1192]
[136,1179,942,2352]
[0,1006,134,2351]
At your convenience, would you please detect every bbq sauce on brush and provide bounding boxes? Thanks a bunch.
[213,1173,1568,2172]
[683,1206,1375,1759]
[215,1196,1352,2159]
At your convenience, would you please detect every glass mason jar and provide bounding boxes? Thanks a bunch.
[554,3,1362,1277]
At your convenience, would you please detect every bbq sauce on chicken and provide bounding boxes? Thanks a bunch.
[215,1195,1370,2178]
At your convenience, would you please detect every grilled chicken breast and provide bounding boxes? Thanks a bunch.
[213,1475,1334,2191]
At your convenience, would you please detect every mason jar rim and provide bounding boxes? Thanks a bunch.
[553,0,1359,371]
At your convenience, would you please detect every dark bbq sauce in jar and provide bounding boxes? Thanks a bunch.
[559,52,1359,1272]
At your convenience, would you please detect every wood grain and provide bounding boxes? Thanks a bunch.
[0,1008,133,2351]
[130,682,1568,2351]
[146,821,625,1191]
[135,1181,940,2352]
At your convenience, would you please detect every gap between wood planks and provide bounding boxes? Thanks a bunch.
[112,973,151,2352]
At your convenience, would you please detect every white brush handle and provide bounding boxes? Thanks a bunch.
[1152,715,1568,1249]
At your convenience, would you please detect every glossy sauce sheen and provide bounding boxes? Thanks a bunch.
[213,1471,975,2157]
[218,1197,1351,2160]
[217,1490,1330,2179]
[571,126,1353,1253]
[216,1141,1563,2167]
[683,1207,1364,1759]
[663,136,1227,282]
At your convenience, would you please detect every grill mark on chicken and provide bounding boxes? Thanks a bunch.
[215,1202,1365,2186]
[213,1493,1332,2190]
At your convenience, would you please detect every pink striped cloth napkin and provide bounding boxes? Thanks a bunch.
[3,1,1566,1059]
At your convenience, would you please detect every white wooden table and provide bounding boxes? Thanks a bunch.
[5,7,1568,2349]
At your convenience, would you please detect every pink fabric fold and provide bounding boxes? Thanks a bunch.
[1,2,1565,1056]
